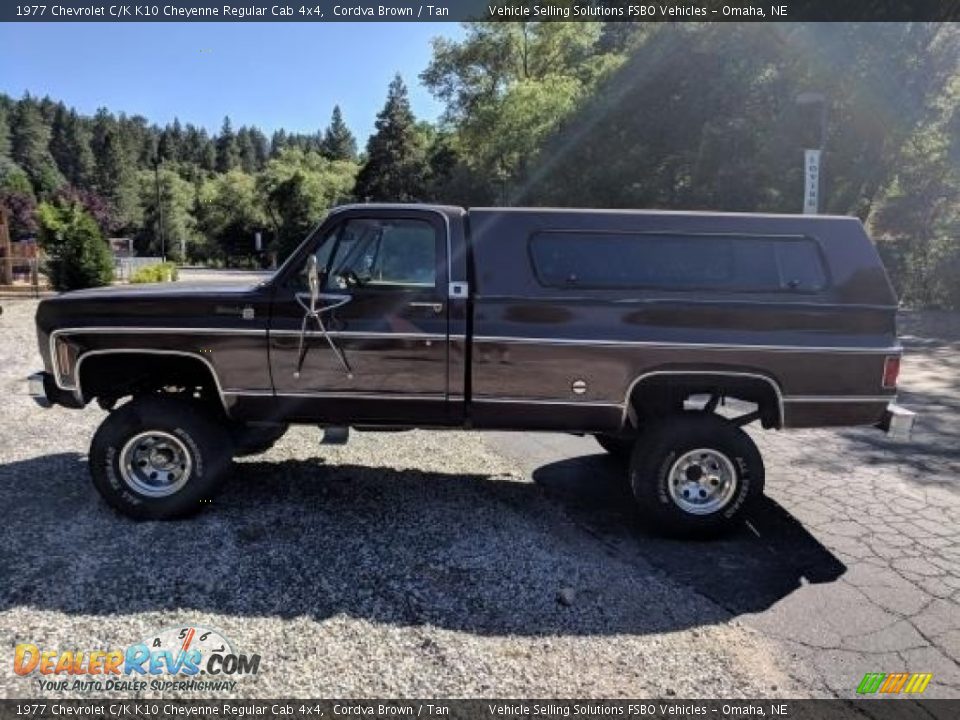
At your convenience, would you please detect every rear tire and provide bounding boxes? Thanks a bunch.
[629,413,763,538]
[594,433,635,462]
[89,396,233,520]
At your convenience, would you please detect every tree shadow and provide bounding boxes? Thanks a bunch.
[532,452,847,616]
[1,450,753,638]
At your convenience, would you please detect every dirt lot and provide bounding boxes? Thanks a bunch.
[0,296,956,699]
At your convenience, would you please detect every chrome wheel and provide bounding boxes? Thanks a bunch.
[667,447,737,515]
[119,431,192,498]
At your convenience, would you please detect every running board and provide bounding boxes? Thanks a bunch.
[320,426,350,445]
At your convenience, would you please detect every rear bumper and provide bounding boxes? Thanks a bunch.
[878,403,916,440]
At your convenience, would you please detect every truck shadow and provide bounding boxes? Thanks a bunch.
[532,453,847,617]
[0,450,837,637]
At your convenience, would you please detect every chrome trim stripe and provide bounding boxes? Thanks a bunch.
[72,349,230,412]
[270,329,449,341]
[270,392,448,401]
[473,397,622,408]
[623,370,785,429]
[475,335,902,354]
[783,395,895,403]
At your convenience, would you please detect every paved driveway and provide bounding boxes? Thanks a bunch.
[486,310,960,698]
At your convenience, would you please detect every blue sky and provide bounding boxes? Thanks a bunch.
[0,22,461,143]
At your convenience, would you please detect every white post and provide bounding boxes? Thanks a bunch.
[803,148,821,214]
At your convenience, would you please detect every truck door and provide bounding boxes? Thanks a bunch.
[268,209,450,424]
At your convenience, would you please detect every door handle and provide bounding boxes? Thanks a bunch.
[408,301,444,313]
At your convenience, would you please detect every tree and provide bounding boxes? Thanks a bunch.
[158,118,184,163]
[257,147,357,258]
[94,128,140,232]
[0,106,11,161]
[10,98,63,194]
[37,199,114,291]
[0,189,39,240]
[197,169,266,261]
[51,108,95,187]
[321,106,358,162]
[215,116,239,173]
[354,75,428,202]
[137,167,199,261]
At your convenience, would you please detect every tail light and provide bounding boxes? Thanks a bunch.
[882,355,901,389]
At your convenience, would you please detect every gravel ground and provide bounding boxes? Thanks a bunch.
[0,298,794,699]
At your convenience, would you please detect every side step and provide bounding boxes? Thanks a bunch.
[320,426,350,445]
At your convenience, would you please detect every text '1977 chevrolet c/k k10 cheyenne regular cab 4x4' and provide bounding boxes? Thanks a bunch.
[28,204,915,537]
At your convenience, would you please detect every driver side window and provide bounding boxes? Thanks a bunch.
[326,218,437,290]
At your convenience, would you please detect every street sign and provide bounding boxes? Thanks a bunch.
[803,148,821,214]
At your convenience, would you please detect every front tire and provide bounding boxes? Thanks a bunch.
[89,396,233,520]
[629,413,764,538]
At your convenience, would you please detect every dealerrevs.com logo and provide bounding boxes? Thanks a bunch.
[14,626,260,693]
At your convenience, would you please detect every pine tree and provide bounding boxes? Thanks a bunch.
[11,98,63,194]
[215,116,238,173]
[95,128,139,232]
[0,106,11,160]
[321,105,358,162]
[354,75,427,201]
[236,127,258,173]
[249,127,269,170]
[270,129,288,158]
[158,117,184,163]
[51,107,95,187]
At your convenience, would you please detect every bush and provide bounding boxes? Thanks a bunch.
[37,201,114,292]
[129,262,179,284]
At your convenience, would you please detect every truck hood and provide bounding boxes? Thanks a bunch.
[35,280,275,338]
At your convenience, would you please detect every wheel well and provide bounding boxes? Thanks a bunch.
[76,352,224,412]
[627,372,782,429]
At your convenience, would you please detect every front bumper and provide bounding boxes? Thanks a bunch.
[27,372,52,408]
[879,403,916,440]
[26,371,83,409]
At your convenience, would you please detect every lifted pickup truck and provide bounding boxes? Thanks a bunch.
[29,204,914,536]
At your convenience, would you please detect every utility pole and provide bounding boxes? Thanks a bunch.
[153,156,166,261]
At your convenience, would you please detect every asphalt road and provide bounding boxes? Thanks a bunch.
[485,310,960,698]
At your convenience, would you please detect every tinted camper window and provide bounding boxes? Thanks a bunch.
[529,232,827,292]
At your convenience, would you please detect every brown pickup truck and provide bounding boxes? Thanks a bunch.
[28,204,914,536]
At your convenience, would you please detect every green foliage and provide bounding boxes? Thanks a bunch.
[216,116,239,173]
[258,148,357,258]
[11,98,64,195]
[129,262,179,284]
[36,200,114,291]
[197,169,265,261]
[94,128,140,232]
[137,168,200,262]
[354,75,428,201]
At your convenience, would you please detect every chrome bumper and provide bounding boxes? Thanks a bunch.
[880,403,916,440]
[27,372,52,408]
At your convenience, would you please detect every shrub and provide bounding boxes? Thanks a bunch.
[37,201,114,291]
[129,262,179,284]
